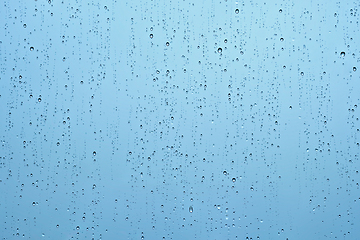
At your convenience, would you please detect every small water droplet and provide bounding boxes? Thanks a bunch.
[300,72,304,76]
[353,66,357,71]
[232,178,236,182]
[93,151,96,156]
[279,9,282,13]
[340,51,345,57]
[235,9,239,14]
[166,42,170,46]
[280,38,284,42]
[189,206,193,213]
[30,47,34,51]
[38,98,41,102]
[218,48,222,53]
[149,34,153,39]
[23,24,27,28]
[223,170,227,175]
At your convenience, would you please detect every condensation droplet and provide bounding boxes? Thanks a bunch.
[353,67,357,72]
[232,178,236,182]
[166,42,170,46]
[340,52,345,57]
[218,48,222,53]
[30,47,34,51]
[189,206,193,213]
[149,34,153,39]
[93,151,96,156]
[235,9,239,14]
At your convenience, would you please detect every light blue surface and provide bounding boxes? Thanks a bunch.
[1,0,359,239]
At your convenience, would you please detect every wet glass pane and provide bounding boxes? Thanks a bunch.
[1,0,359,239]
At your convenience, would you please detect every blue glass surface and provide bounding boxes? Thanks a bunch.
[0,0,359,239]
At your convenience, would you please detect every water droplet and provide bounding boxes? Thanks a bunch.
[300,72,304,76]
[166,42,170,46]
[19,75,22,79]
[38,98,41,102]
[23,24,27,28]
[280,38,284,42]
[93,151,96,156]
[76,226,80,230]
[150,27,153,31]
[149,34,153,39]
[30,47,34,51]
[353,66,357,71]
[279,9,282,13]
[224,39,228,43]
[340,51,345,57]
[235,9,239,14]
[189,206,193,213]
[56,142,60,146]
[232,178,236,182]
[218,48,222,53]
[223,170,227,175]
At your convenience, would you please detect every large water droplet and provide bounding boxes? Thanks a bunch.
[189,206,193,213]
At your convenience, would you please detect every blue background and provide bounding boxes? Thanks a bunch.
[0,0,359,239]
